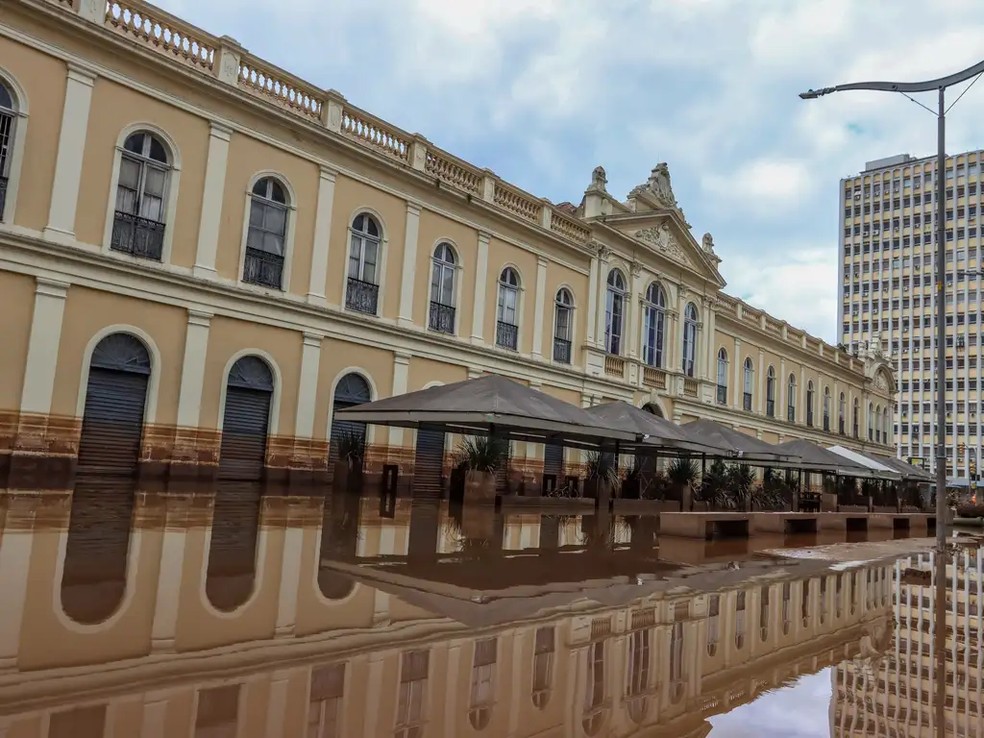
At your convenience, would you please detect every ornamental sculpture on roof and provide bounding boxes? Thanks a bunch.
[647,162,677,208]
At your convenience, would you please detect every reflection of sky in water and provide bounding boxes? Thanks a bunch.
[708,670,832,737]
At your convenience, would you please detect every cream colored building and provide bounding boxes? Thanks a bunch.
[0,492,894,738]
[0,0,894,486]
[840,152,984,483]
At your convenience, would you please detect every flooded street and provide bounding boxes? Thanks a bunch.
[0,479,977,737]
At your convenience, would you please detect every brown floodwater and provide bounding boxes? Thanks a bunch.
[0,477,979,737]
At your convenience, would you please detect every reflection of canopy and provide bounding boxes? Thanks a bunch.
[775,439,880,478]
[678,419,798,463]
[870,454,934,483]
[583,401,727,453]
[827,446,901,481]
[334,375,638,449]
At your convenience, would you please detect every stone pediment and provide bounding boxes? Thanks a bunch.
[609,212,725,286]
[633,222,692,266]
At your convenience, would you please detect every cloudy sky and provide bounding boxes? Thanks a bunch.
[157,0,984,342]
[707,670,833,737]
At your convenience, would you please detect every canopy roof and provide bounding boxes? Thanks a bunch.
[678,419,799,463]
[775,439,880,478]
[827,445,901,481]
[870,454,934,483]
[583,401,728,454]
[333,374,638,449]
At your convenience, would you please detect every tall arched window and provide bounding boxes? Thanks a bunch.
[0,79,18,223]
[823,387,831,432]
[219,355,275,481]
[806,381,815,427]
[853,398,860,438]
[243,176,289,288]
[496,267,520,350]
[874,404,882,443]
[329,373,372,470]
[642,282,666,367]
[882,407,890,444]
[112,131,171,260]
[787,374,796,422]
[346,213,381,313]
[625,628,653,724]
[742,358,754,411]
[553,288,573,364]
[839,393,846,435]
[308,663,346,738]
[716,349,728,405]
[429,242,456,334]
[582,639,607,735]
[531,627,555,709]
[395,650,428,738]
[868,402,874,441]
[469,638,497,730]
[682,303,698,377]
[604,269,626,355]
[766,366,776,417]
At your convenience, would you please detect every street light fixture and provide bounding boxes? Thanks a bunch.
[800,58,984,556]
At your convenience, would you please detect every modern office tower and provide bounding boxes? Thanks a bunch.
[839,151,984,483]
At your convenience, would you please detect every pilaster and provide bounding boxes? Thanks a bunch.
[470,232,490,344]
[306,166,338,305]
[19,279,70,415]
[389,351,412,447]
[532,257,548,358]
[294,332,324,439]
[175,311,213,428]
[397,202,422,327]
[192,122,232,278]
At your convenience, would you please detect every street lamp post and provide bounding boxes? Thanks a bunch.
[801,59,984,554]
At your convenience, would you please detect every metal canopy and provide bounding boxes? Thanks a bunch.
[826,445,902,481]
[775,439,881,478]
[332,374,638,449]
[583,401,727,454]
[871,454,934,483]
[678,419,799,463]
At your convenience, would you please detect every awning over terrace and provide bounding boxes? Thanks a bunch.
[774,439,882,478]
[332,374,639,450]
[826,445,902,481]
[583,401,728,454]
[678,419,799,464]
[870,454,934,483]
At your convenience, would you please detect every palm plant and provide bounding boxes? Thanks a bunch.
[585,452,621,492]
[726,463,756,509]
[335,431,366,466]
[697,459,729,506]
[456,435,508,473]
[667,457,699,487]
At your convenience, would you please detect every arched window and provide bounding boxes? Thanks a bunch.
[766,366,776,418]
[882,407,890,444]
[742,358,754,411]
[706,594,720,655]
[874,404,882,443]
[735,591,747,649]
[868,402,874,441]
[112,131,171,260]
[823,387,831,432]
[853,398,860,438]
[219,355,275,481]
[346,213,381,313]
[429,242,456,334]
[806,381,815,427]
[625,628,653,724]
[716,349,728,405]
[244,176,289,289]
[0,79,20,223]
[787,374,796,422]
[582,640,607,735]
[329,373,372,469]
[469,638,497,730]
[496,267,520,350]
[682,303,698,377]
[642,282,666,367]
[531,627,555,709]
[839,393,846,435]
[395,651,428,737]
[553,288,573,364]
[604,269,626,355]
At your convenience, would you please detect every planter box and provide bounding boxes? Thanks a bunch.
[464,470,497,505]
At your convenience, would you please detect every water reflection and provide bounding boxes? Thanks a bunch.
[0,479,977,737]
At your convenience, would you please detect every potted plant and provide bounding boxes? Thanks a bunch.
[696,459,729,511]
[456,435,507,505]
[332,431,366,490]
[726,463,755,511]
[622,463,643,499]
[667,457,699,511]
[584,452,621,506]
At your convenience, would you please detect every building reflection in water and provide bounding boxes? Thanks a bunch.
[0,480,972,737]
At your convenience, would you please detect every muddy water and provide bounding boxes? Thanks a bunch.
[0,480,977,737]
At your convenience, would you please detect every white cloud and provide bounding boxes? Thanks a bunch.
[703,159,815,215]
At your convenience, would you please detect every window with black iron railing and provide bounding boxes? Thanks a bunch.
[110,211,166,260]
[553,336,571,364]
[787,404,795,422]
[766,399,775,417]
[807,409,814,427]
[242,246,284,289]
[346,276,379,315]
[429,301,455,334]
[823,414,830,432]
[743,392,752,411]
[496,320,518,350]
[0,175,8,221]
[716,384,727,405]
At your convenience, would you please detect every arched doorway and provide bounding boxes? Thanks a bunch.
[77,333,151,475]
[218,356,274,480]
[642,402,664,418]
[329,373,371,469]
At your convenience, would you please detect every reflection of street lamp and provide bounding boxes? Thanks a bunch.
[800,59,984,555]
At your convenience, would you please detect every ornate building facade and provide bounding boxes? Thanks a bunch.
[0,0,894,486]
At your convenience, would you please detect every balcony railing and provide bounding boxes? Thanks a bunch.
[643,367,666,390]
[242,246,284,289]
[346,277,379,315]
[553,336,571,364]
[0,175,7,221]
[716,385,727,405]
[683,378,698,398]
[604,355,625,378]
[496,320,518,350]
[110,211,165,260]
[428,301,455,334]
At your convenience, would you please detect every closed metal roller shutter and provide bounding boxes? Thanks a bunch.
[412,426,445,500]
[206,480,262,611]
[76,368,148,476]
[218,387,271,481]
[544,442,565,477]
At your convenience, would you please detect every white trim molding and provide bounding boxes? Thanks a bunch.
[0,65,29,226]
[215,347,284,435]
[193,121,232,278]
[19,278,70,414]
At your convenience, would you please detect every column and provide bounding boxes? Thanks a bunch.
[532,257,548,358]
[150,524,188,650]
[397,202,422,327]
[0,525,33,668]
[19,279,69,415]
[470,232,490,344]
[44,63,96,242]
[294,332,323,440]
[389,352,411,448]
[697,304,710,381]
[175,311,212,428]
[586,252,600,347]
[704,300,717,378]
[275,525,304,636]
[758,349,765,414]
[800,366,807,425]
[264,671,292,738]
[628,267,643,359]
[192,123,232,278]
[596,265,609,352]
[732,338,743,410]
[306,166,337,305]
[677,288,689,380]
[780,358,787,419]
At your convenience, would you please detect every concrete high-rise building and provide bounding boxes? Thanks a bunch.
[839,151,984,483]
